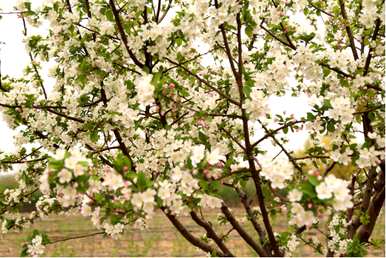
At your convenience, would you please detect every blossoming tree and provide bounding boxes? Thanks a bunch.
[0,0,384,256]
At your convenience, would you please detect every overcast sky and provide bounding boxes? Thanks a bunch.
[0,1,309,159]
[0,1,29,153]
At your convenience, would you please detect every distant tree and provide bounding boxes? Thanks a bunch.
[0,0,384,256]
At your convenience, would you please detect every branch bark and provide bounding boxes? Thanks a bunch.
[109,0,145,69]
[162,208,224,256]
[221,205,268,257]
[190,211,234,256]
[338,0,359,60]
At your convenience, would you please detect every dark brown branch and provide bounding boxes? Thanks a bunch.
[356,186,385,242]
[0,188,39,214]
[270,0,296,49]
[323,161,336,177]
[307,1,334,17]
[0,101,85,123]
[0,157,46,164]
[49,231,104,244]
[163,48,217,73]
[219,23,240,89]
[45,107,85,123]
[75,22,119,41]
[221,205,268,257]
[260,22,296,50]
[338,0,359,60]
[162,208,224,256]
[109,0,144,69]
[216,168,252,181]
[347,175,356,222]
[258,120,303,173]
[360,167,377,212]
[190,211,234,256]
[292,155,329,160]
[353,105,383,115]
[158,0,173,23]
[91,145,121,154]
[224,183,267,244]
[214,3,281,254]
[85,143,114,167]
[156,0,162,22]
[318,62,354,78]
[252,120,305,148]
[220,128,246,152]
[363,18,381,76]
[165,57,240,106]
[20,15,47,99]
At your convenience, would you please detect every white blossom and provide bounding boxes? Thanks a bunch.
[191,144,206,165]
[58,169,72,184]
[135,74,154,107]
[316,175,353,211]
[326,97,354,125]
[131,189,156,215]
[356,146,382,168]
[289,203,317,227]
[102,166,125,191]
[56,186,77,208]
[103,222,125,239]
[199,194,223,209]
[261,157,294,189]
[27,235,45,257]
[288,189,303,202]
[206,148,226,165]
[287,234,300,255]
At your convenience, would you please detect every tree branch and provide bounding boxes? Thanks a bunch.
[162,208,224,256]
[190,211,234,256]
[338,0,359,60]
[221,205,268,257]
[109,0,145,69]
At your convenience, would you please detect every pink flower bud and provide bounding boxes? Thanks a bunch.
[216,162,224,168]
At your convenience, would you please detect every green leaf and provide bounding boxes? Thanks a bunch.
[208,180,221,193]
[94,193,106,205]
[243,70,254,98]
[79,59,91,73]
[359,212,370,225]
[298,32,316,43]
[327,121,335,132]
[89,130,99,143]
[300,181,316,198]
[49,159,64,171]
[136,172,149,191]
[198,131,210,149]
[308,175,319,186]
[346,237,367,257]
[306,112,315,121]
[322,99,332,109]
[104,9,114,22]
[75,175,89,193]
[20,246,28,257]
[113,153,132,173]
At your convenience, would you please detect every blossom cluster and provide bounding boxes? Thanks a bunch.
[316,175,353,211]
[327,214,352,256]
[260,157,294,189]
[0,0,383,256]
[27,235,45,257]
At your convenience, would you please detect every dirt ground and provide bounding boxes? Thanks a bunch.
[0,208,384,257]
